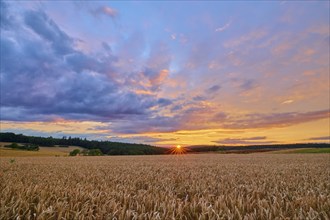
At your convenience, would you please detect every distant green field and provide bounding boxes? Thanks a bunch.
[276,148,330,154]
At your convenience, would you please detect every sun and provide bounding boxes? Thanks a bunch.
[169,145,186,154]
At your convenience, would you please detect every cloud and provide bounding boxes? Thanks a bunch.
[308,136,330,141]
[143,68,169,91]
[171,34,176,40]
[110,115,180,134]
[281,99,294,105]
[224,29,267,48]
[0,120,111,140]
[147,42,171,69]
[213,112,227,121]
[223,109,330,129]
[0,1,13,29]
[157,98,172,107]
[110,135,177,144]
[117,30,146,62]
[215,21,231,32]
[193,96,207,101]
[169,107,329,132]
[244,136,267,140]
[1,2,329,140]
[0,6,173,128]
[213,136,276,145]
[239,79,258,92]
[102,42,112,53]
[92,6,118,19]
[206,85,221,94]
[171,105,183,112]
[228,78,259,96]
[24,10,74,55]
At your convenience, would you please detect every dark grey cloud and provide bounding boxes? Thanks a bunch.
[102,42,112,53]
[308,136,330,141]
[213,112,227,121]
[206,85,221,94]
[170,105,183,112]
[65,52,115,73]
[193,96,207,101]
[24,10,74,55]
[0,5,173,129]
[243,136,267,140]
[239,79,258,91]
[157,98,172,107]
[0,1,12,29]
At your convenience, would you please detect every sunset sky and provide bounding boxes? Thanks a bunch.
[1,1,329,146]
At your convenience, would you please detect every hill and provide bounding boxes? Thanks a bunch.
[0,132,167,156]
[187,143,330,153]
[273,147,330,154]
[0,142,84,157]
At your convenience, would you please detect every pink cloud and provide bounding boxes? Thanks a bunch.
[92,6,118,19]
[224,29,267,48]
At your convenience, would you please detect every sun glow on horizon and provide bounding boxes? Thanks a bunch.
[170,145,186,154]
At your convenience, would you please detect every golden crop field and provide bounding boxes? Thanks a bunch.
[1,154,329,219]
[0,142,83,157]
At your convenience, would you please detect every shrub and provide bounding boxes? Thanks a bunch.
[4,143,19,149]
[5,143,39,151]
[69,149,80,156]
[87,149,103,156]
[78,149,103,156]
[23,144,39,151]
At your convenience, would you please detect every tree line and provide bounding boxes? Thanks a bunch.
[4,142,39,151]
[0,132,167,155]
[188,143,330,153]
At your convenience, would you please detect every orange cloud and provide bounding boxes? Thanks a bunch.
[150,69,169,86]
[224,29,267,48]
[281,100,294,105]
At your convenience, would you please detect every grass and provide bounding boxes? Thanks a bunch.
[1,154,329,219]
[274,148,330,154]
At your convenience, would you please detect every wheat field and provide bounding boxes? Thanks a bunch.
[1,154,329,219]
[0,143,83,157]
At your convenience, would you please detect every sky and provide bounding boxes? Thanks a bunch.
[0,1,329,146]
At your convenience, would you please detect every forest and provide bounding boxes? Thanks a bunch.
[0,132,167,155]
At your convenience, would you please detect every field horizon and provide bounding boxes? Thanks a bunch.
[1,132,329,157]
